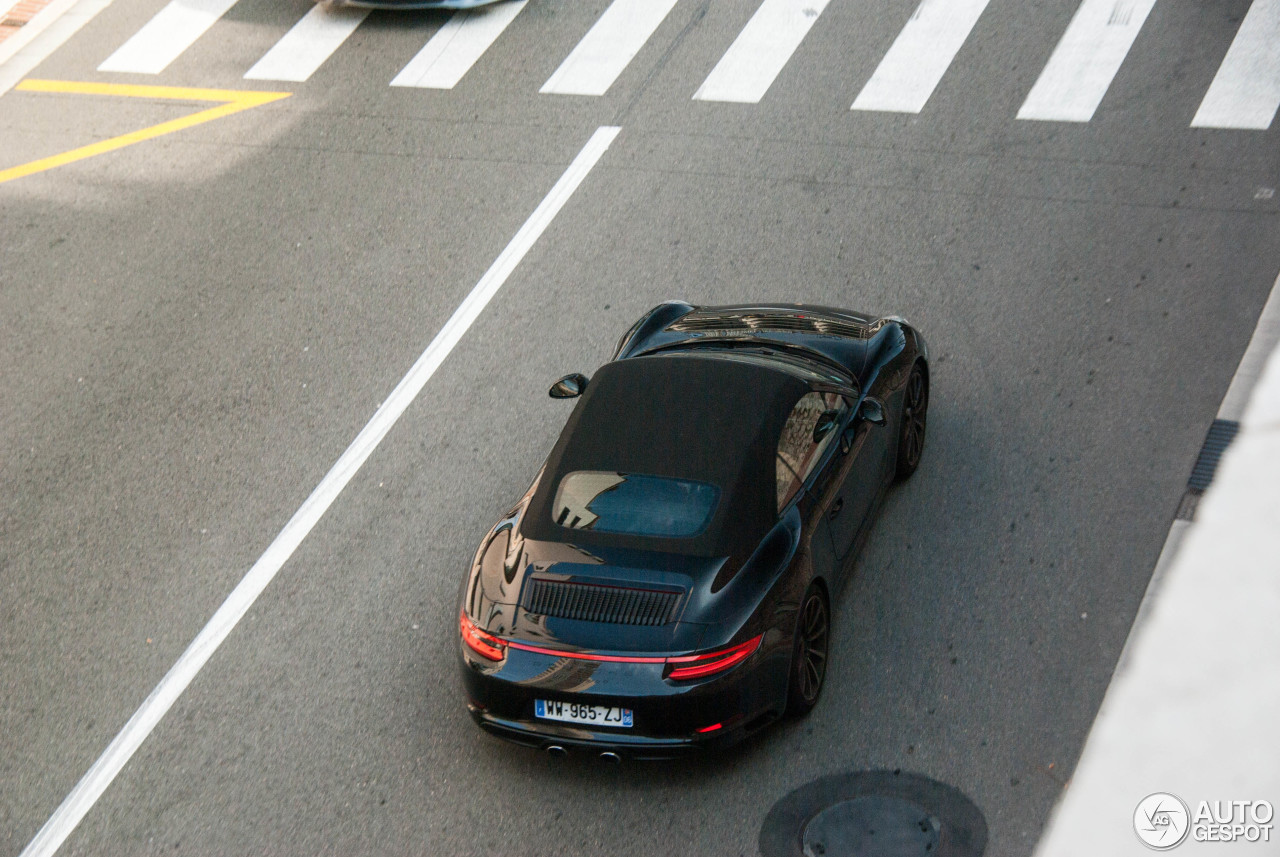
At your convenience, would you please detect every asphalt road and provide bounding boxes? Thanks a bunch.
[2,0,1278,855]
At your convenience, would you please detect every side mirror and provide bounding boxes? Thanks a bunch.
[549,373,589,399]
[812,409,841,443]
[858,397,887,426]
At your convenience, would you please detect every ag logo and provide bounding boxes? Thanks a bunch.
[1135,793,1191,850]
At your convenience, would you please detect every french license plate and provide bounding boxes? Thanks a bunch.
[535,699,632,728]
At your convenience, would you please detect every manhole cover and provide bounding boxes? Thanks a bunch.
[760,770,986,857]
[802,795,940,857]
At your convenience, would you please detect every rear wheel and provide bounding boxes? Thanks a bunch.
[786,583,830,717]
[894,362,928,481]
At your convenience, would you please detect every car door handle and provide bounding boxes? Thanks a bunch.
[840,425,858,455]
[828,498,843,519]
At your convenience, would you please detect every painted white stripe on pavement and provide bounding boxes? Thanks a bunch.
[17,124,621,857]
[0,0,115,95]
[693,0,832,104]
[98,0,239,74]
[1016,0,1158,122]
[540,0,680,96]
[389,0,526,89]
[1191,0,1280,130]
[851,0,991,113]
[243,4,368,82]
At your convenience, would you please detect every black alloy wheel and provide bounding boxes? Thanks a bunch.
[786,584,830,717]
[894,362,928,481]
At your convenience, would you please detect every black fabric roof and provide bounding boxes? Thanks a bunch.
[522,353,810,557]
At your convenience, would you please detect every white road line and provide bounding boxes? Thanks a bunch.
[243,4,368,82]
[693,0,832,104]
[540,0,680,96]
[389,0,526,89]
[851,0,991,113]
[0,0,115,95]
[1016,0,1158,122]
[98,0,238,74]
[17,124,621,857]
[1191,0,1280,130]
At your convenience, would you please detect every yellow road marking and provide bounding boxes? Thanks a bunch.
[0,79,290,185]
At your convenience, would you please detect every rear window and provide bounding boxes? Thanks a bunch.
[552,471,720,538]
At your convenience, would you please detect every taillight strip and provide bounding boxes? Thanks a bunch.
[506,640,668,663]
[459,611,507,661]
[459,613,763,677]
[667,636,762,680]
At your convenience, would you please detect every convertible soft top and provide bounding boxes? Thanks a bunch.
[522,352,810,557]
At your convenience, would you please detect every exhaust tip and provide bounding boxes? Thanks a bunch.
[599,751,622,764]
[546,745,568,758]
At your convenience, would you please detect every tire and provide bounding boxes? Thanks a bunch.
[785,583,830,717]
[894,362,928,481]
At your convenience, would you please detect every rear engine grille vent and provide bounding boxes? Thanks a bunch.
[668,312,874,339]
[521,578,682,626]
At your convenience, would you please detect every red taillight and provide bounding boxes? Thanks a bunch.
[460,611,507,661]
[460,621,761,676]
[666,635,763,681]
[695,722,723,733]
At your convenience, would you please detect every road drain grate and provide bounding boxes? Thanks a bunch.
[1177,418,1241,520]
[1187,419,1240,493]
[759,770,986,857]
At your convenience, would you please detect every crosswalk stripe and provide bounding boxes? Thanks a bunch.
[851,0,991,113]
[1016,0,1157,122]
[1192,0,1280,129]
[244,5,368,82]
[540,0,680,96]
[390,0,527,90]
[98,0,238,74]
[693,0,832,104]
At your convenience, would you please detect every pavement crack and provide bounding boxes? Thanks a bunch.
[610,0,711,127]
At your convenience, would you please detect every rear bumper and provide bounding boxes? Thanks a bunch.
[459,635,791,758]
[468,707,757,760]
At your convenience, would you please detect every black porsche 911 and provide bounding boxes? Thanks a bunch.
[458,302,929,759]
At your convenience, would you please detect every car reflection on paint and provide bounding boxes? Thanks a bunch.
[458,301,930,759]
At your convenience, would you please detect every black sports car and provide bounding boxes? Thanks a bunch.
[458,302,929,759]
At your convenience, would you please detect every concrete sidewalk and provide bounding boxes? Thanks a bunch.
[1034,277,1280,855]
